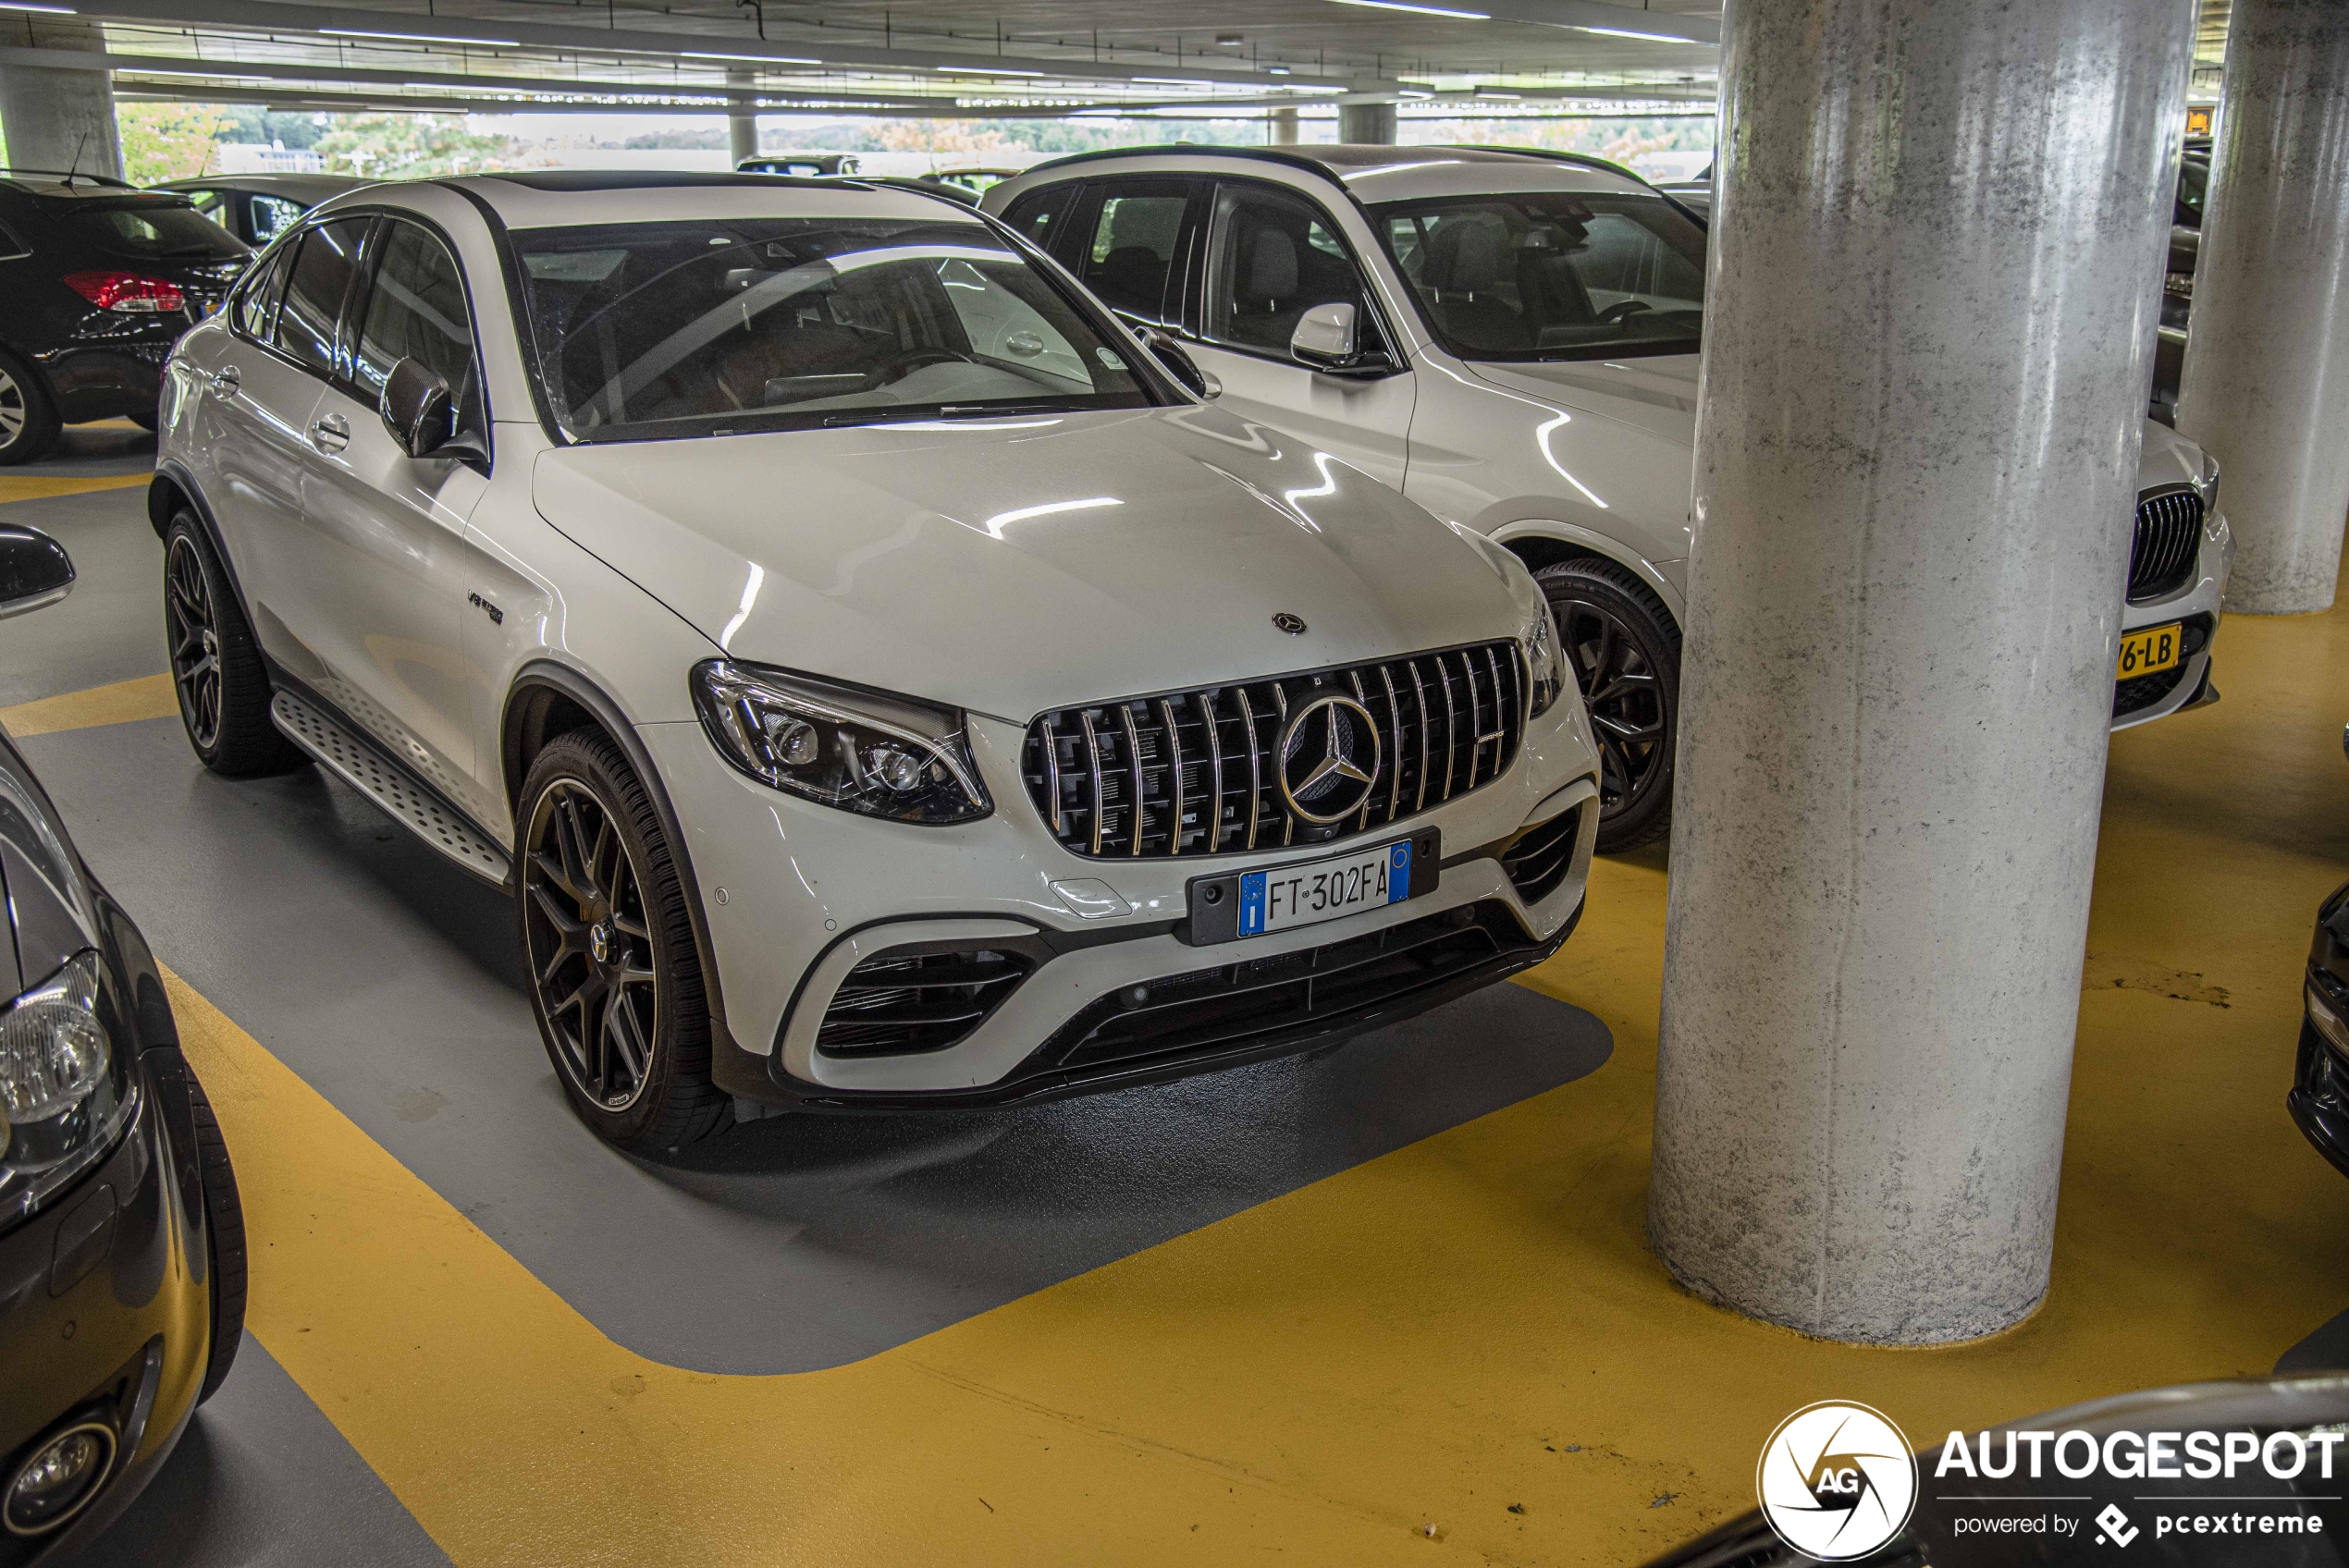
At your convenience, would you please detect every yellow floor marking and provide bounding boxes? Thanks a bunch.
[0,472,148,505]
[0,673,178,739]
[153,574,2349,1566]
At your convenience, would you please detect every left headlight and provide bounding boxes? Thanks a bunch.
[2195,453,2220,514]
[1,951,134,1223]
[1521,603,1568,719]
[691,659,991,826]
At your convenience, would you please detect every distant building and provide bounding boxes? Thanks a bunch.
[216,143,326,174]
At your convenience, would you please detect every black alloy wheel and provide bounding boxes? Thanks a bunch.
[516,732,729,1154]
[165,534,222,751]
[0,349,59,467]
[1534,556,1682,853]
[162,513,301,777]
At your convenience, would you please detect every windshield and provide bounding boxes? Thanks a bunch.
[1371,190,1704,361]
[512,216,1154,442]
[60,200,248,263]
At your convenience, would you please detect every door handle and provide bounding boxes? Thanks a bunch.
[210,365,240,396]
[310,412,350,453]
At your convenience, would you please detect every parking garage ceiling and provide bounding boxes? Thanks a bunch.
[4,0,1728,119]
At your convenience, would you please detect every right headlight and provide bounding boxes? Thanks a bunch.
[690,659,991,826]
[1,951,133,1226]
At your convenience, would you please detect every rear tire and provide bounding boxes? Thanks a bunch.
[1534,556,1681,853]
[164,511,302,777]
[186,1070,247,1405]
[516,732,730,1156]
[0,348,59,467]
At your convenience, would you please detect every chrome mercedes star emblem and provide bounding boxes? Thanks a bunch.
[1278,693,1382,824]
[589,920,612,964]
[1272,612,1308,635]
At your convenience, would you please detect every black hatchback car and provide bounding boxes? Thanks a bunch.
[0,522,244,1560]
[2293,879,2349,1180]
[0,172,249,465]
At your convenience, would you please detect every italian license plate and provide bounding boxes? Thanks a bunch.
[2117,621,2183,680]
[1240,839,1414,937]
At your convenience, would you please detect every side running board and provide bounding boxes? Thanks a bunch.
[270,691,511,888]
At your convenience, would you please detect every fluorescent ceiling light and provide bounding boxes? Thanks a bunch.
[323,27,521,46]
[1267,66,1291,75]
[1133,77,1206,85]
[944,65,1042,76]
[683,50,820,64]
[131,67,271,80]
[1474,89,1521,99]
[1570,23,1694,42]
[1328,0,1488,18]
[0,3,77,12]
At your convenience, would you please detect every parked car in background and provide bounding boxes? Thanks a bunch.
[152,171,1601,1156]
[931,167,1022,198]
[0,171,249,463]
[2293,733,2349,1180]
[0,521,245,1560]
[986,145,2230,851]
[151,173,372,249]
[735,153,860,177]
[2150,136,2210,425]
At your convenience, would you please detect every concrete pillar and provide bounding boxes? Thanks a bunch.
[1270,105,1300,145]
[2175,0,2349,613]
[1650,0,2195,1344]
[727,70,758,166]
[1337,102,1396,144]
[0,19,123,181]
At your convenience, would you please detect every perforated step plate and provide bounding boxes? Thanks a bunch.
[271,691,510,887]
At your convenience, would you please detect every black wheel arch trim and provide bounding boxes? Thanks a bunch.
[499,660,749,1080]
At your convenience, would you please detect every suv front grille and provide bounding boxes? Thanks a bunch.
[814,947,1035,1058]
[2129,486,2204,603]
[1023,643,1526,861]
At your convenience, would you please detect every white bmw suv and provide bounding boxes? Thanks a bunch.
[148,172,1601,1153]
[985,146,2234,849]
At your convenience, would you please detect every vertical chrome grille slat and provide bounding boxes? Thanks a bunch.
[1078,709,1107,857]
[1158,697,1187,856]
[1378,664,1404,824]
[1025,641,1521,859]
[1118,704,1146,857]
[1236,687,1261,851]
[1039,716,1063,836]
[1199,690,1225,854]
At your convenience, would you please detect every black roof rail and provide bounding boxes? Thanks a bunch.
[1015,144,1350,183]
[1439,146,1648,184]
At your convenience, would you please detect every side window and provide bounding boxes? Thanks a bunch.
[180,188,232,236]
[1001,184,1076,259]
[352,220,481,430]
[273,217,372,378]
[1076,178,1198,327]
[250,195,304,244]
[1203,181,1373,357]
[234,241,294,340]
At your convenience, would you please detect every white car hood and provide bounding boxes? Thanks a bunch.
[532,406,1524,720]
[1464,353,1701,447]
[1470,355,2199,499]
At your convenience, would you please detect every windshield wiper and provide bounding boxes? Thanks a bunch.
[820,400,1085,428]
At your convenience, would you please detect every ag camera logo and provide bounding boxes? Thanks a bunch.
[1757,1402,1919,1561]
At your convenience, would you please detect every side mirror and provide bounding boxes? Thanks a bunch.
[380,357,486,465]
[0,525,72,619]
[1134,325,1219,400]
[1291,302,1360,370]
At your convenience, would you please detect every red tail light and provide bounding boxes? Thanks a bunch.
[61,272,186,314]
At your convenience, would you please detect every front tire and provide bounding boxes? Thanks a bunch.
[164,512,302,777]
[1535,556,1681,853]
[516,732,729,1155]
[186,1070,247,1405]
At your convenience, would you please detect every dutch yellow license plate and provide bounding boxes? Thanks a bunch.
[2117,621,2183,680]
